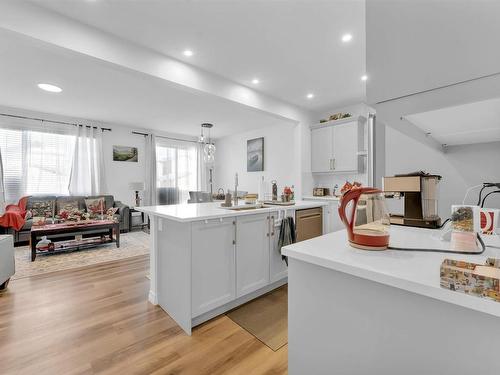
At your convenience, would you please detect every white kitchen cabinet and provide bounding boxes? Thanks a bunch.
[332,122,359,172]
[236,213,270,297]
[191,217,236,316]
[325,201,343,233]
[310,116,365,174]
[142,202,324,335]
[311,126,334,173]
[269,213,288,283]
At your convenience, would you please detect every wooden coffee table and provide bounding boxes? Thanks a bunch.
[30,220,120,261]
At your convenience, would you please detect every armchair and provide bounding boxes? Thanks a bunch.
[114,201,130,232]
[0,235,15,290]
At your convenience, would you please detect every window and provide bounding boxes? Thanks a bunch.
[0,127,75,203]
[156,139,198,204]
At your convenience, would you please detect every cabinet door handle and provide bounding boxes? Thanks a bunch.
[332,158,336,170]
[271,215,275,236]
[329,159,333,170]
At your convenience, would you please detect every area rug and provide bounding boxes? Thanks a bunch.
[226,285,287,351]
[12,231,149,280]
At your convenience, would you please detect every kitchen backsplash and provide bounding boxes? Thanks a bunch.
[312,153,368,194]
[313,173,368,194]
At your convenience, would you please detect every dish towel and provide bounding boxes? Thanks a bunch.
[277,216,296,266]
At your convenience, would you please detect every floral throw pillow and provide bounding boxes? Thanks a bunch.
[30,200,55,218]
[85,197,105,218]
[58,200,80,215]
[106,207,119,221]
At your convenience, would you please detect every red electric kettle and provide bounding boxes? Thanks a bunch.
[338,187,390,250]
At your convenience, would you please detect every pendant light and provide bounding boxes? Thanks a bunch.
[200,123,216,163]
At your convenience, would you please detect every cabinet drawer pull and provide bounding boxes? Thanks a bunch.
[299,213,322,220]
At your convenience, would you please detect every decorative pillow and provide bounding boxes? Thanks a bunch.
[58,200,80,215]
[85,197,105,218]
[106,207,119,221]
[106,207,119,216]
[30,200,55,218]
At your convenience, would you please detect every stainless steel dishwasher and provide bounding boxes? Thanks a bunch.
[295,207,323,242]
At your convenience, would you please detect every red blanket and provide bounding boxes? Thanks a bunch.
[0,196,29,231]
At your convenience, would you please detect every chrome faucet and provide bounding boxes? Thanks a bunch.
[234,173,239,206]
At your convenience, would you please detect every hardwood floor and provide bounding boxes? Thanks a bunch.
[0,255,287,375]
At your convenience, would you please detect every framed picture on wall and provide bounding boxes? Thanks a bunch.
[247,137,264,172]
[113,145,138,162]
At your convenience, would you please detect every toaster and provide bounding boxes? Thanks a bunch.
[313,188,330,197]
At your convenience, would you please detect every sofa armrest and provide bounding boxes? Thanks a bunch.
[0,235,15,287]
[114,201,130,231]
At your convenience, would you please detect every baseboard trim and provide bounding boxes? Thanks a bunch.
[148,290,158,305]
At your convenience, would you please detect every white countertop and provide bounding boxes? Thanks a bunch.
[302,195,340,202]
[283,226,500,318]
[136,200,327,222]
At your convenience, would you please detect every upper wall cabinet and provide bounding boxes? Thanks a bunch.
[310,116,366,174]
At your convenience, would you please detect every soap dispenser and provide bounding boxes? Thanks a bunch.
[271,180,278,201]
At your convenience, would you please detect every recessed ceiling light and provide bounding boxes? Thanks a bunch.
[252,78,260,84]
[37,83,62,93]
[306,93,314,99]
[183,49,193,57]
[341,33,353,43]
[361,74,368,81]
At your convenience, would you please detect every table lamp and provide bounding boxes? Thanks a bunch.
[129,182,145,207]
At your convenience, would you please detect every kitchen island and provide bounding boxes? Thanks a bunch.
[282,226,500,375]
[137,200,326,334]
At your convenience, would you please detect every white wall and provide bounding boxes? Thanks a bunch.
[214,122,298,197]
[102,127,146,207]
[366,1,500,217]
[385,127,500,219]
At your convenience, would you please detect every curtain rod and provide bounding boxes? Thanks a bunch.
[132,130,199,144]
[0,113,112,131]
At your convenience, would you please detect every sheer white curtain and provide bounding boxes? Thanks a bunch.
[0,124,75,203]
[0,148,5,214]
[68,126,107,196]
[156,138,198,204]
[144,134,157,206]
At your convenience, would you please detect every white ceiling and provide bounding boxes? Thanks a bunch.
[0,29,294,138]
[32,0,366,111]
[405,97,500,146]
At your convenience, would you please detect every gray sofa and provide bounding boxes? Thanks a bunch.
[10,195,129,244]
[0,235,14,290]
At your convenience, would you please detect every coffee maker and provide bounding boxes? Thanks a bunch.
[383,172,442,229]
